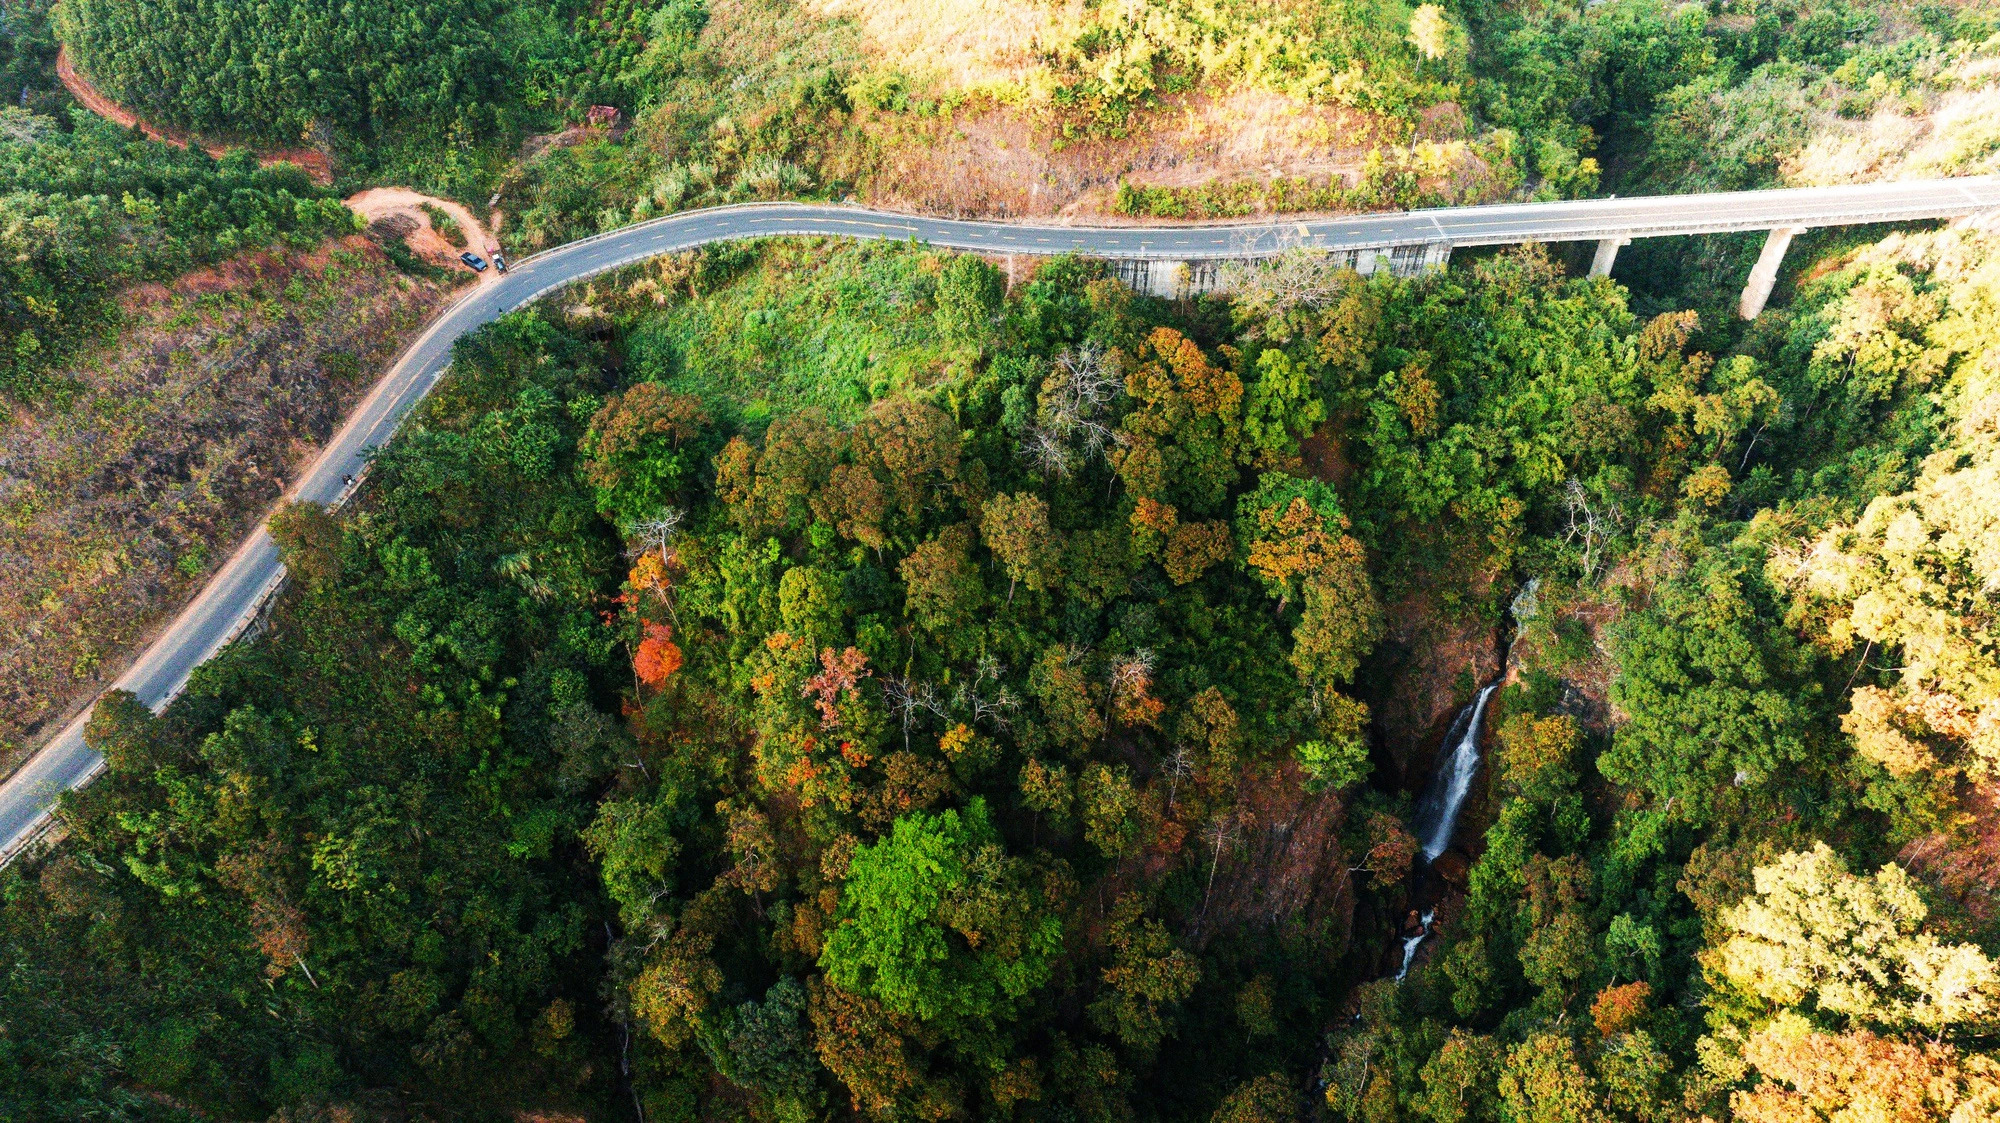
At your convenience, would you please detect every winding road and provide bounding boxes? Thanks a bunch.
[4,179,2000,863]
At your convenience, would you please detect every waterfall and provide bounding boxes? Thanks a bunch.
[1410,683,1498,863]
[1385,674,1494,985]
[1391,580,1539,982]
[1396,910,1435,981]
[1407,581,1535,864]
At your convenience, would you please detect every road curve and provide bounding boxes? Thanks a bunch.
[5,179,2000,862]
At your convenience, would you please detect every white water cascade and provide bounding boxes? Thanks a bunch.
[1396,910,1436,981]
[1407,580,1538,865]
[1411,684,1499,862]
[1390,582,1539,981]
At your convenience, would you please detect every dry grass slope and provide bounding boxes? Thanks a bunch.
[636,0,1480,219]
[0,239,451,774]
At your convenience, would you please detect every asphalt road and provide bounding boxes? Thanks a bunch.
[4,177,1998,862]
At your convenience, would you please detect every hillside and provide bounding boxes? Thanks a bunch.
[0,5,471,783]
[0,240,452,776]
[500,0,2000,243]
[4,206,1997,1117]
[0,106,358,400]
[0,0,1998,1119]
[36,0,2000,242]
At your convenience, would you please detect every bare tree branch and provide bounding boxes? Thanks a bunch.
[1221,243,1358,318]
[626,507,685,561]
[1019,344,1120,476]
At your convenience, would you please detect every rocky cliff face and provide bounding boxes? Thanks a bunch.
[1184,761,1358,956]
[1359,595,1504,793]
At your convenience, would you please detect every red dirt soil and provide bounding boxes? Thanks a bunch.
[56,47,334,184]
[345,187,504,283]
[56,48,499,276]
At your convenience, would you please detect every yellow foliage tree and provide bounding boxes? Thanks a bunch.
[1793,226,2000,780]
[1732,1012,2000,1123]
[1707,843,2000,1036]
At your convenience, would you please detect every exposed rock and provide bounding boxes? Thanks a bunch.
[1430,850,1470,886]
[1360,592,1503,791]
[1177,761,1355,957]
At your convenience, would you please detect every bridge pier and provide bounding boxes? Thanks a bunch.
[1740,226,1806,320]
[1349,242,1450,277]
[1590,237,1628,277]
[1109,259,1187,298]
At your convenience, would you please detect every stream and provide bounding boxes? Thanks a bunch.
[1395,909,1435,981]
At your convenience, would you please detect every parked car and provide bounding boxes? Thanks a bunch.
[460,251,488,272]
[491,252,508,273]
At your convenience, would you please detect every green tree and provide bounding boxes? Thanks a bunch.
[55,0,507,142]
[1291,565,1383,690]
[1415,1030,1501,1123]
[1236,976,1278,1042]
[1029,645,1104,749]
[1804,418,2000,779]
[1297,732,1371,792]
[1236,472,1351,609]
[1495,713,1580,803]
[1594,1031,1668,1123]
[982,492,1062,598]
[584,382,710,526]
[723,977,821,1110]
[1599,541,1818,826]
[1241,349,1325,465]
[820,801,1064,1028]
[935,255,1004,343]
[1496,1034,1601,1123]
[84,689,164,777]
[1442,938,1496,1020]
[1116,328,1246,514]
[584,791,689,928]
[1089,895,1200,1054]
[899,524,986,635]
[1077,762,1140,858]
[1211,1073,1295,1123]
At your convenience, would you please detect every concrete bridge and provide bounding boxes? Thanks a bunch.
[4,177,1999,865]
[1098,177,2000,316]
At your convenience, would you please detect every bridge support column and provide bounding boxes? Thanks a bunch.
[1740,226,1805,320]
[1139,260,1185,298]
[1590,237,1628,278]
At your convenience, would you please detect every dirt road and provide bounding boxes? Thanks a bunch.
[55,47,334,184]
[345,188,504,283]
[56,47,499,276]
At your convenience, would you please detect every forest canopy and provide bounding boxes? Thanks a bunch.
[3,0,2000,1115]
[0,107,356,397]
[53,0,511,142]
[7,204,1998,1119]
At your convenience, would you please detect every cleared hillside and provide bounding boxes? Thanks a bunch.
[0,240,451,774]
